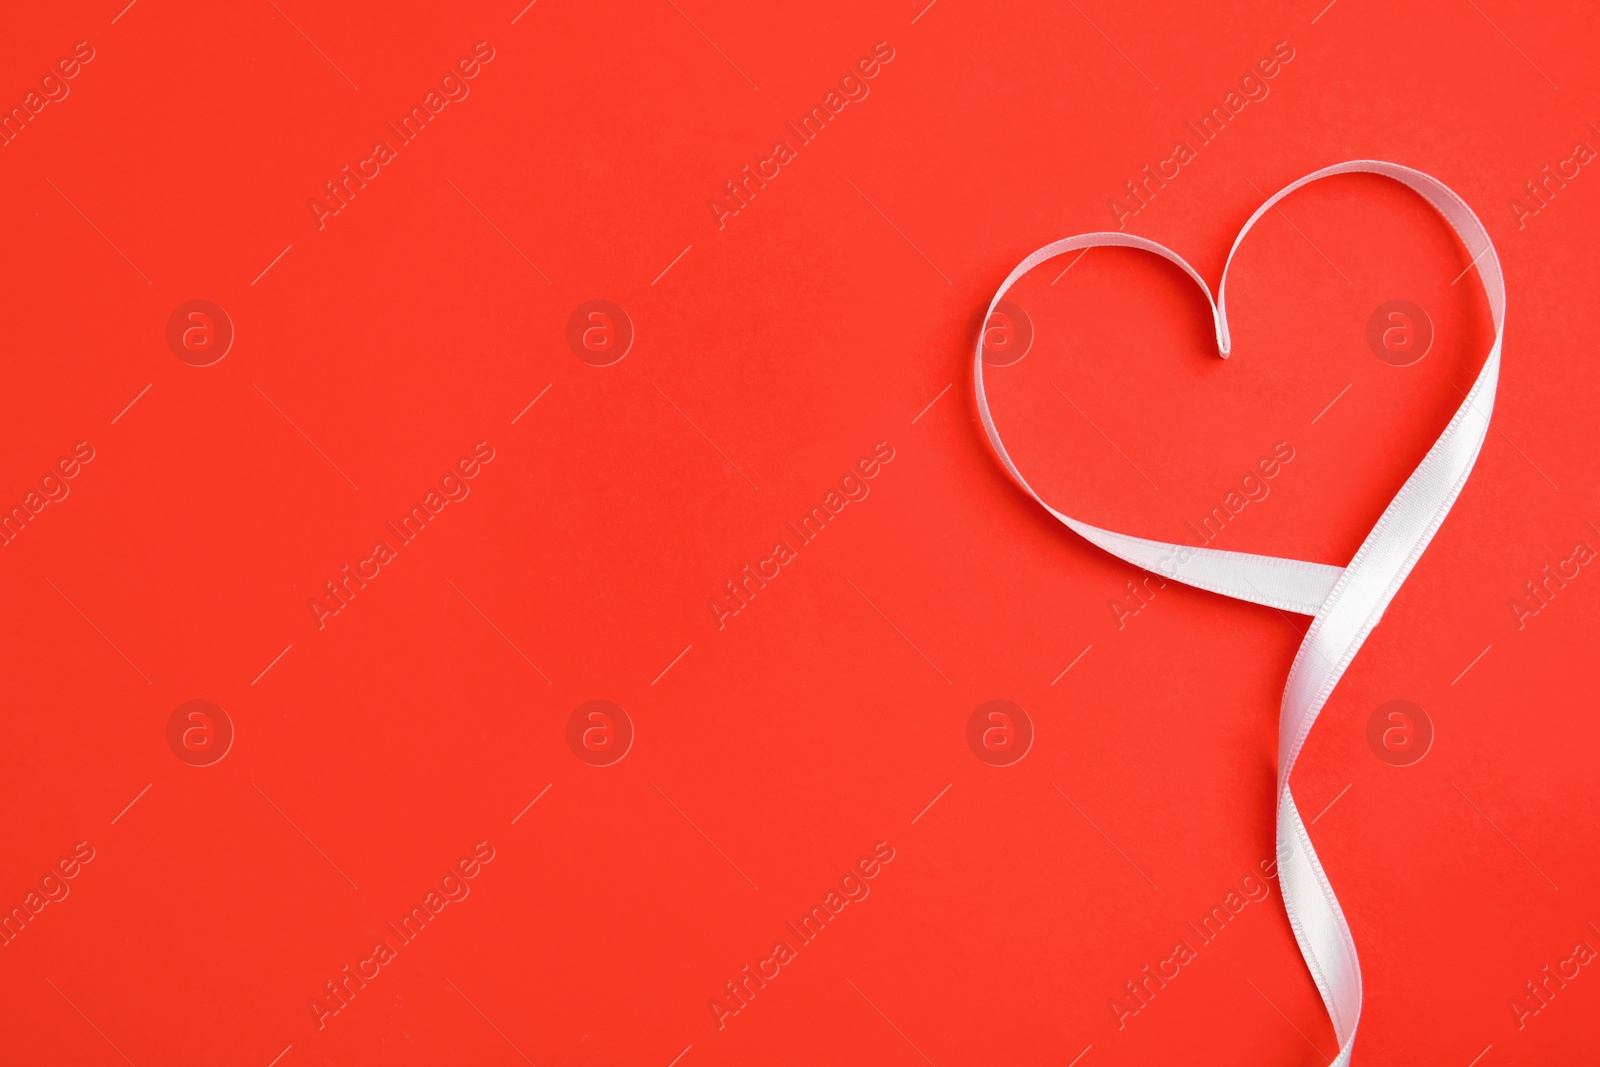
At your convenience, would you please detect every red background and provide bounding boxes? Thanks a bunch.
[2,1,1598,1064]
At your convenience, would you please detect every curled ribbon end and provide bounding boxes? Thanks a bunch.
[1213,306,1233,358]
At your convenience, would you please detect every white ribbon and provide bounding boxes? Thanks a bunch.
[974,161,1502,1064]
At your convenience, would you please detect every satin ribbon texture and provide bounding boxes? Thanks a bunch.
[974,160,1503,1064]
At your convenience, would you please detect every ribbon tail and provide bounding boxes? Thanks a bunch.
[1278,788,1363,1061]
[1060,516,1344,615]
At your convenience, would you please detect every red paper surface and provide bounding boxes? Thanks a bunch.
[2,1,1597,1064]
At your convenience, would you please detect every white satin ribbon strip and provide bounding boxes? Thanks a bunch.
[974,160,1502,1065]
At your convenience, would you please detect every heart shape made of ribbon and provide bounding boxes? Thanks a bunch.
[974,160,1503,1065]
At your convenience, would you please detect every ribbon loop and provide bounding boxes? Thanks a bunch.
[974,161,1503,1065]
